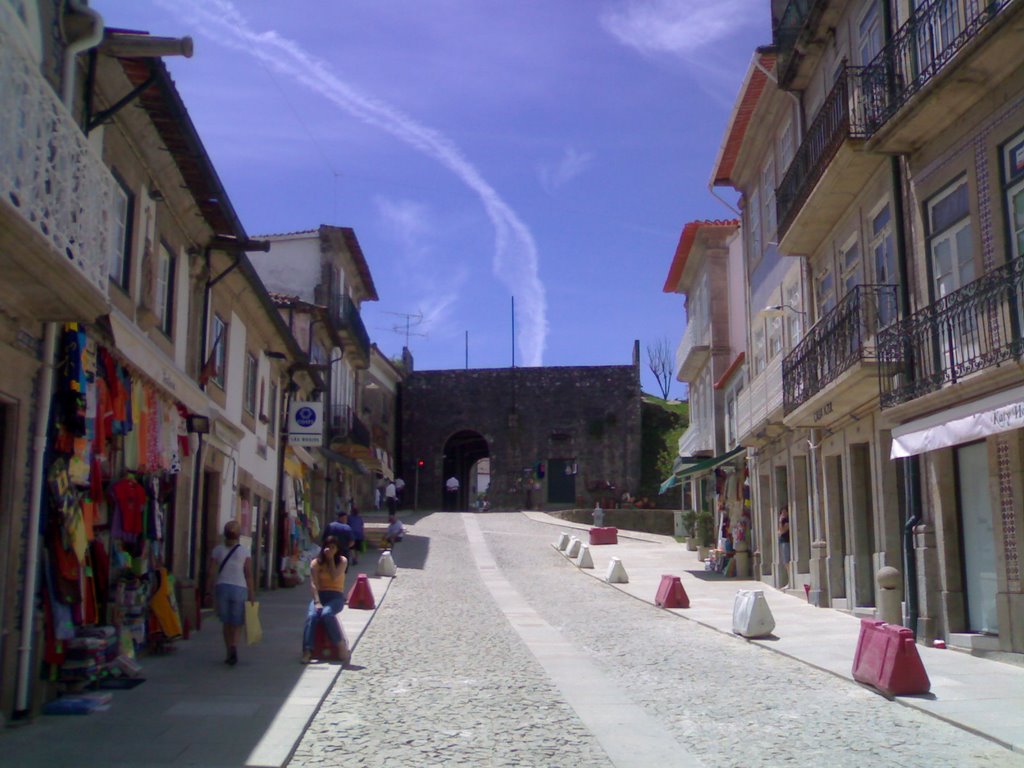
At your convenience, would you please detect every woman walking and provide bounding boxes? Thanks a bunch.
[208,520,255,666]
[302,536,349,664]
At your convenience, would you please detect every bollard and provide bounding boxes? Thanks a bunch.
[347,573,376,609]
[576,544,594,569]
[566,537,582,558]
[593,503,604,527]
[876,566,902,626]
[732,589,775,638]
[655,575,690,609]
[377,549,397,577]
[553,532,570,551]
[852,619,930,696]
[605,557,629,583]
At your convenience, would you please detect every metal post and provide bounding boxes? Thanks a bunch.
[414,462,420,511]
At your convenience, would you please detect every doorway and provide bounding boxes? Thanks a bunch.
[824,454,847,601]
[956,441,998,634]
[849,444,875,607]
[198,470,220,602]
[442,430,489,511]
[546,458,577,506]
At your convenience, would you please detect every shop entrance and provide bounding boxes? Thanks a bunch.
[824,454,848,602]
[198,470,221,600]
[546,458,576,505]
[956,441,998,634]
[848,444,875,608]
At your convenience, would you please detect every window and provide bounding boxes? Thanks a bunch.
[870,203,898,326]
[210,314,227,389]
[784,281,803,347]
[244,353,258,415]
[858,2,883,66]
[839,237,863,296]
[155,242,175,336]
[1003,129,1024,260]
[817,267,836,316]
[109,174,134,289]
[268,381,278,437]
[748,187,762,264]
[752,326,766,376]
[768,316,783,360]
[778,119,795,176]
[725,381,743,451]
[927,178,974,299]
[762,159,777,242]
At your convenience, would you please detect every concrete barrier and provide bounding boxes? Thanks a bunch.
[605,557,628,584]
[589,527,618,545]
[376,549,397,577]
[553,532,570,551]
[576,545,594,569]
[732,589,775,638]
[566,537,582,558]
[347,573,376,610]
[851,619,930,697]
[655,575,689,609]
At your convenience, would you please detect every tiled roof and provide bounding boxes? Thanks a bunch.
[711,49,776,188]
[662,219,740,293]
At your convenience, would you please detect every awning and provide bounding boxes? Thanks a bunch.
[891,385,1024,458]
[659,445,746,494]
[318,447,368,475]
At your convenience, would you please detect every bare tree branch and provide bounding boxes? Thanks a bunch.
[646,338,672,400]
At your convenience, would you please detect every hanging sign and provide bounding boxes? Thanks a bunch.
[288,401,323,446]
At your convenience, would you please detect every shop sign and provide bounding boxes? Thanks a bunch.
[288,401,323,446]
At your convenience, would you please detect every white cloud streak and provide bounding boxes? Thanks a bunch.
[159,0,548,366]
[538,146,593,194]
[600,0,752,58]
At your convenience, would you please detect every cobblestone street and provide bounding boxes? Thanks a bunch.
[290,513,1024,767]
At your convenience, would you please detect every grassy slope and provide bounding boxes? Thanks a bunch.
[638,393,688,502]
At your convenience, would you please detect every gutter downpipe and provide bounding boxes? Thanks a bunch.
[881,0,921,636]
[17,0,105,717]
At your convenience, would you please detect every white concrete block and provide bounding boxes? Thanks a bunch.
[732,589,775,638]
[605,557,629,583]
[566,537,581,558]
[376,550,397,577]
[553,532,570,551]
[576,545,594,569]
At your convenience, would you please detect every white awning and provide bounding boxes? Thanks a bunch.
[109,310,209,416]
[891,385,1024,458]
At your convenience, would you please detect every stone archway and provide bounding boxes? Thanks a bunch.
[442,430,489,511]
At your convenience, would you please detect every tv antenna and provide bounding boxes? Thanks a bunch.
[381,311,427,348]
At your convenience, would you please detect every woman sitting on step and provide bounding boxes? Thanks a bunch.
[301,536,350,664]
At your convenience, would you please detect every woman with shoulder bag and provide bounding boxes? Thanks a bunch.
[207,520,255,666]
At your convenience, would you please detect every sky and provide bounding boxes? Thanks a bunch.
[95,0,769,397]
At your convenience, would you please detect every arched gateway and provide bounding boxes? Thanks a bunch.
[400,360,642,512]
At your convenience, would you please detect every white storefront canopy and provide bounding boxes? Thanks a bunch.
[891,385,1024,459]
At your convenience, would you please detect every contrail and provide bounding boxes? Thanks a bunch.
[159,0,547,366]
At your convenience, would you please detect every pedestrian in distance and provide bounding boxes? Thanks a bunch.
[384,513,405,547]
[778,507,791,587]
[323,509,353,571]
[394,476,405,507]
[446,474,460,510]
[384,479,397,515]
[348,506,364,564]
[207,520,255,666]
[301,536,350,665]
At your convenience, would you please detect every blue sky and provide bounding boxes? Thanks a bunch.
[96,0,768,396]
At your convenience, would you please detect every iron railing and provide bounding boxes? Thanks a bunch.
[773,0,818,85]
[856,0,1016,135]
[776,67,871,241]
[878,255,1024,408]
[329,403,371,446]
[783,284,898,413]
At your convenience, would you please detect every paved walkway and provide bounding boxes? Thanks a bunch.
[527,511,1024,755]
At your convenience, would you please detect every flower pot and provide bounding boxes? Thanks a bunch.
[698,546,710,561]
[686,538,698,551]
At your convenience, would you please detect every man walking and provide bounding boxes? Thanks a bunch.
[384,479,397,515]
[446,474,460,511]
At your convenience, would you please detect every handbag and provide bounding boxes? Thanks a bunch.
[244,601,262,645]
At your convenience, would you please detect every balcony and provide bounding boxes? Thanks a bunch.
[0,24,114,321]
[776,67,884,255]
[328,403,371,448]
[773,0,852,90]
[736,354,785,446]
[783,284,898,427]
[860,0,1023,154]
[878,254,1024,409]
[330,294,371,367]
[674,315,711,383]
[678,422,713,458]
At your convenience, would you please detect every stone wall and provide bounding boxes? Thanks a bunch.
[546,508,678,536]
[400,364,641,511]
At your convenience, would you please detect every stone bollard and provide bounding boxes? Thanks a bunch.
[576,544,594,569]
[376,549,397,577]
[876,566,902,626]
[733,539,750,579]
[553,532,570,551]
[593,503,605,528]
[566,537,582,558]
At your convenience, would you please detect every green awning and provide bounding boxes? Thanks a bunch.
[318,447,368,475]
[659,442,749,489]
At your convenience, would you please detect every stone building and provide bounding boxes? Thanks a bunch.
[400,350,642,512]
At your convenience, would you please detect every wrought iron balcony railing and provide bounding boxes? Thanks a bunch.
[0,21,117,298]
[330,294,371,362]
[772,0,823,86]
[783,284,898,413]
[776,66,871,241]
[856,0,1016,136]
[329,403,371,447]
[878,255,1024,408]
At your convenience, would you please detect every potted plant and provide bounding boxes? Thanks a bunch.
[681,509,698,550]
[695,508,715,561]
